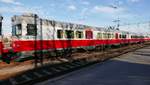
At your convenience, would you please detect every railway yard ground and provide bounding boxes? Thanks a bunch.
[0,42,150,85]
[36,45,150,85]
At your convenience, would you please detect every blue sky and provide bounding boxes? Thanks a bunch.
[0,0,150,35]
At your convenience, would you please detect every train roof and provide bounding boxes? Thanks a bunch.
[12,13,145,35]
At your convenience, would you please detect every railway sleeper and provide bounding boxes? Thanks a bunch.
[50,67,62,73]
[55,66,69,71]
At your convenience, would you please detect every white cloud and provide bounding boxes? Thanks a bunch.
[93,5,125,14]
[128,0,141,3]
[1,0,15,3]
[120,23,150,34]
[68,5,77,11]
[0,6,42,14]
[0,0,22,5]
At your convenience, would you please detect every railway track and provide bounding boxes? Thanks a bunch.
[0,42,150,85]
[0,60,97,85]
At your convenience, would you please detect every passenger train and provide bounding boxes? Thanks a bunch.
[0,13,150,62]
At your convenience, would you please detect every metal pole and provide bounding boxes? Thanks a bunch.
[34,14,38,67]
[0,15,3,35]
[40,19,43,66]
[0,15,3,60]
[149,21,150,32]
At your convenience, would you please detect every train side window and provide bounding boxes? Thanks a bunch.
[97,33,102,39]
[103,33,106,39]
[122,35,124,38]
[122,35,126,39]
[112,34,115,39]
[65,30,74,38]
[57,30,63,38]
[105,33,109,39]
[86,30,93,39]
[13,24,22,36]
[110,34,112,39]
[119,34,122,39]
[26,24,37,36]
[104,33,108,39]
[108,33,111,39]
[76,31,83,38]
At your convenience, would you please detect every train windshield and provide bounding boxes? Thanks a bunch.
[12,24,22,36]
[26,24,37,36]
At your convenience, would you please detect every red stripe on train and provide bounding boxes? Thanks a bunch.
[11,39,146,52]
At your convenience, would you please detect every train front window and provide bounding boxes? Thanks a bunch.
[26,24,37,36]
[12,24,22,36]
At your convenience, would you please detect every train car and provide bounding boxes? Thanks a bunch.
[9,13,149,61]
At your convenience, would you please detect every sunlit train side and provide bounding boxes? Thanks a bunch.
[10,14,149,59]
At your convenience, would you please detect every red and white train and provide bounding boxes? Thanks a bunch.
[0,13,150,62]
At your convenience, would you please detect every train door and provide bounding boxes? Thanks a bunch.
[115,33,119,39]
[85,29,93,39]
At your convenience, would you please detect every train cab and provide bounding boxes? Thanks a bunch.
[12,13,39,40]
[11,14,41,53]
